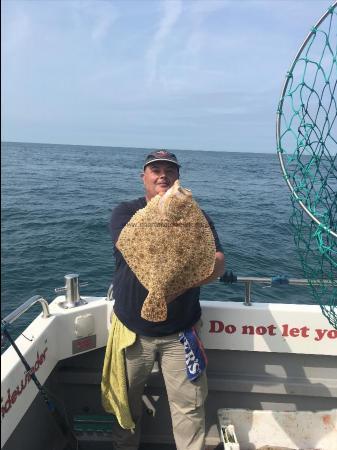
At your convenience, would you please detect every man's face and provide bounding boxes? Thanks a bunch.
[142,161,179,201]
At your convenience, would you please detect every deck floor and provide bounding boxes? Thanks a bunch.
[68,442,223,450]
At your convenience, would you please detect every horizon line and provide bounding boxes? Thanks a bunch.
[1,140,277,156]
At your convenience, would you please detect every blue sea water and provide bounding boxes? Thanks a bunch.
[1,141,313,337]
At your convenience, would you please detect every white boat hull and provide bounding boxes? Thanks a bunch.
[2,296,337,449]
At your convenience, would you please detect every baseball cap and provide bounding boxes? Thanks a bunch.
[143,150,181,171]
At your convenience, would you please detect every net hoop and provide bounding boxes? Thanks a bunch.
[276,1,337,240]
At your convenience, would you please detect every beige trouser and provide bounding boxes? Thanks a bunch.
[112,325,208,450]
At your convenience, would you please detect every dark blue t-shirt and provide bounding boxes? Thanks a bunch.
[110,197,223,336]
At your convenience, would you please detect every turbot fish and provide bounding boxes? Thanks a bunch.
[116,180,216,322]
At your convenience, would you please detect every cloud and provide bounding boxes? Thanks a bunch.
[188,0,228,21]
[91,12,117,42]
[146,0,182,86]
[69,1,118,42]
[2,0,333,151]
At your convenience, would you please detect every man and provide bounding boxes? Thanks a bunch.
[109,150,225,450]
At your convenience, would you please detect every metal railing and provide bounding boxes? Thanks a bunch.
[219,271,336,306]
[2,273,334,327]
[2,295,50,326]
[2,274,90,330]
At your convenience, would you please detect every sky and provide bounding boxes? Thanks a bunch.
[1,0,334,153]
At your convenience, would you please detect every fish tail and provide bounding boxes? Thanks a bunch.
[141,293,167,322]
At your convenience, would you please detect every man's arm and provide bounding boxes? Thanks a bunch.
[110,203,132,244]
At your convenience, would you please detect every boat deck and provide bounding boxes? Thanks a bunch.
[72,444,222,450]
[2,299,337,450]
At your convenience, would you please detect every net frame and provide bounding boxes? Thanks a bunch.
[277,2,337,239]
[276,2,336,328]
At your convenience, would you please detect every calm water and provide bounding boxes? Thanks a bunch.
[1,141,313,337]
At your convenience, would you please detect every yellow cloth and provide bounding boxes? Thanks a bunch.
[101,314,136,430]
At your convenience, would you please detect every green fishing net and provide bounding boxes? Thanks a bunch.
[277,3,337,329]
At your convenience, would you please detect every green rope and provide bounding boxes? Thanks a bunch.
[277,3,337,329]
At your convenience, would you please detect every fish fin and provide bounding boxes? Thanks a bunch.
[141,292,167,322]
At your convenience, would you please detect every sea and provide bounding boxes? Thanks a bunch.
[1,141,314,340]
